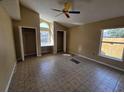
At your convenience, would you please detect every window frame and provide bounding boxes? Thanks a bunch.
[40,31,52,47]
[40,21,53,47]
[40,22,50,30]
[99,28,124,62]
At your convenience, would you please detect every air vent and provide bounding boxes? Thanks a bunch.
[70,58,80,64]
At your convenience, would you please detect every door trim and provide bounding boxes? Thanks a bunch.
[54,30,66,54]
[19,26,38,61]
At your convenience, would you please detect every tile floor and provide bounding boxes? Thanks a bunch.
[9,54,124,92]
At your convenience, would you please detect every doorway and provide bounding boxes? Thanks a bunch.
[19,26,38,61]
[57,31,66,53]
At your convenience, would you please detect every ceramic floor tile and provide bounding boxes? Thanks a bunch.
[8,54,124,92]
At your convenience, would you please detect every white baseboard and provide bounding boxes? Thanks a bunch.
[73,53,124,72]
[5,63,16,92]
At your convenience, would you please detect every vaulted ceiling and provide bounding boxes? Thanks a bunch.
[20,0,124,27]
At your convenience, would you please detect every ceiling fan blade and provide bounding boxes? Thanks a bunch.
[52,9,62,12]
[55,12,63,17]
[64,12,70,18]
[69,11,80,14]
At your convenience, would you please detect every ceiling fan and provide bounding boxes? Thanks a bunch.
[52,1,80,18]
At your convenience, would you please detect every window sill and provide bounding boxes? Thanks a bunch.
[98,53,123,62]
[41,45,54,47]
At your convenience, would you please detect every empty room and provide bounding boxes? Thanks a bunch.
[0,0,124,92]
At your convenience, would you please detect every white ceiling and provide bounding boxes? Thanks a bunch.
[0,0,21,20]
[20,0,124,28]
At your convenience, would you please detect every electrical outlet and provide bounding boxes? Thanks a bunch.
[78,45,82,53]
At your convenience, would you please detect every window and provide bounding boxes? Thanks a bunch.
[99,28,124,61]
[40,21,53,47]
[40,31,50,46]
[40,22,49,29]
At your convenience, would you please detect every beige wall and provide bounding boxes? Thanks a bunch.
[13,5,41,60]
[54,22,68,31]
[68,16,124,70]
[53,22,68,53]
[0,6,16,91]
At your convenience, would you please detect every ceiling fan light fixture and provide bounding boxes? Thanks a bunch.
[52,1,80,18]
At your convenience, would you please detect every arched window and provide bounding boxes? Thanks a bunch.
[40,21,53,47]
[40,22,49,29]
